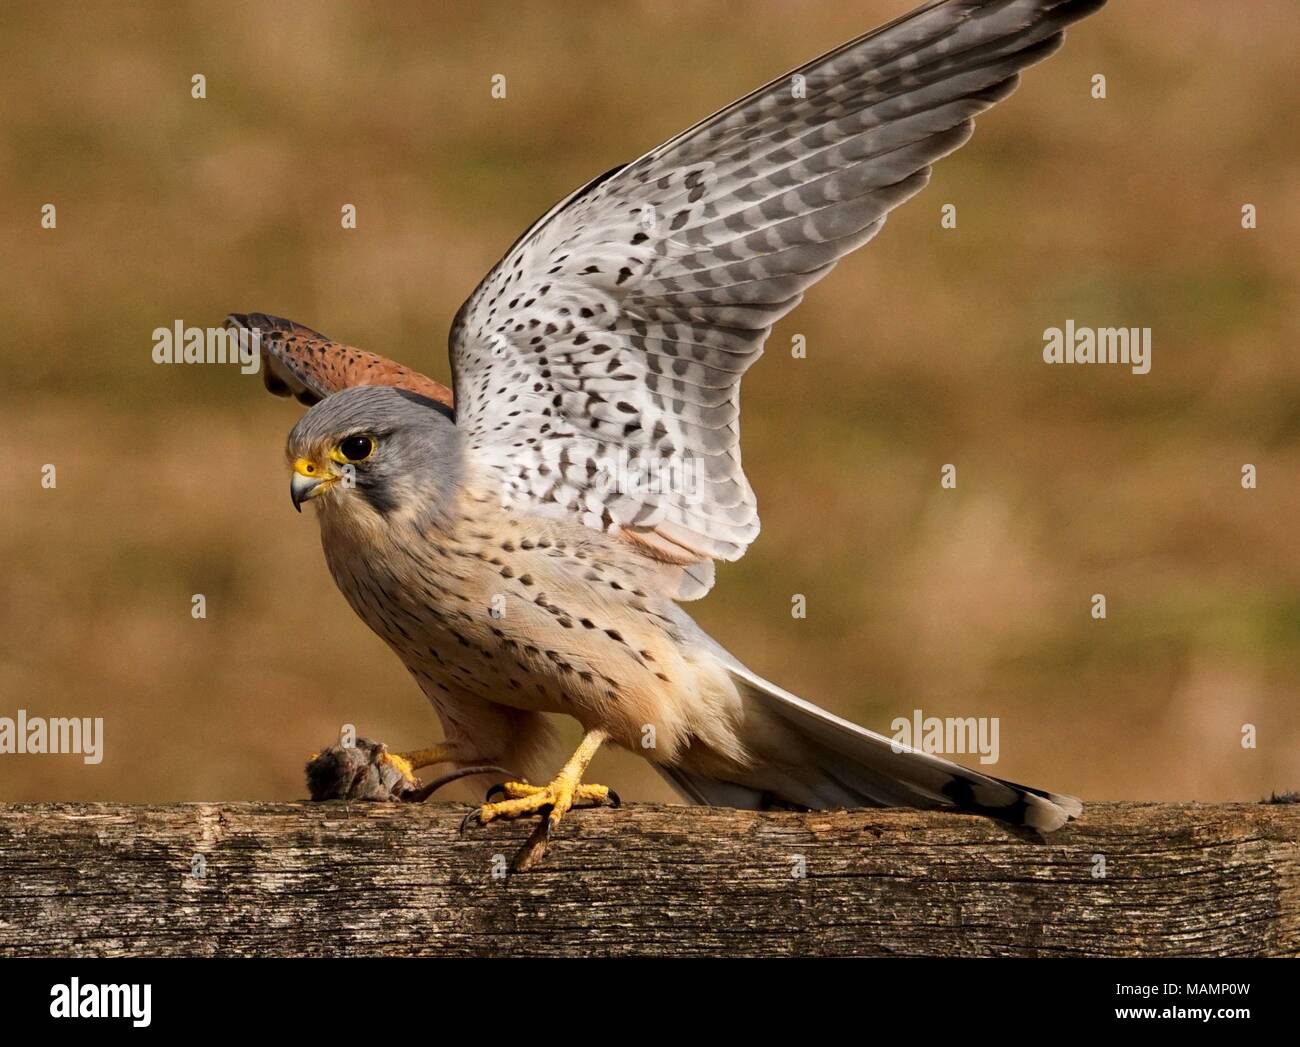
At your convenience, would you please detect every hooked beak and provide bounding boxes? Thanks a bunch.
[290,457,335,512]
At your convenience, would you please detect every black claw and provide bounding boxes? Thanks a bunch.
[606,788,622,808]
[459,808,483,836]
[485,783,507,803]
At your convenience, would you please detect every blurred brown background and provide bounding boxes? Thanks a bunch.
[2,1,1297,805]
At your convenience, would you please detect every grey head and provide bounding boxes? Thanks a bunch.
[285,385,462,523]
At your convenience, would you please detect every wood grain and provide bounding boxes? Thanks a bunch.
[0,801,1295,957]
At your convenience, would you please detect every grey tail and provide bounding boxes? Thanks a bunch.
[656,660,1081,833]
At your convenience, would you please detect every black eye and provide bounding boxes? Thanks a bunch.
[338,435,375,462]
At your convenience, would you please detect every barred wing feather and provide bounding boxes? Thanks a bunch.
[449,0,1104,595]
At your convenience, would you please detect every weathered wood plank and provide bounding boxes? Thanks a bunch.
[0,802,1295,957]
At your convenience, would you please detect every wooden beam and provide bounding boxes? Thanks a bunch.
[1,801,1295,957]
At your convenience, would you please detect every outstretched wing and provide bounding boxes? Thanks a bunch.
[226,312,453,408]
[449,0,1104,593]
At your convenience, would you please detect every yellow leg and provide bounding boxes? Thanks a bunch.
[393,743,458,771]
[461,729,618,837]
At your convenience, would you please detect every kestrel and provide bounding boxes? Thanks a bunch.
[231,0,1103,867]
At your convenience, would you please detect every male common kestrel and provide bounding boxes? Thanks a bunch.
[230,0,1104,867]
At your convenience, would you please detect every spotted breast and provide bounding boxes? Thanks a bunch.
[317,477,747,772]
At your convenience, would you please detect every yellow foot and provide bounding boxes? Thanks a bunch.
[460,778,620,837]
[458,729,614,871]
